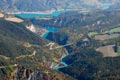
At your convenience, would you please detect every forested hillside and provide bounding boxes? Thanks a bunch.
[0,14,74,80]
[30,9,120,80]
[1,1,120,79]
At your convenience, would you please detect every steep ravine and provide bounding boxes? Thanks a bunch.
[25,24,70,69]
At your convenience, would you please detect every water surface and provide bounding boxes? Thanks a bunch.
[42,27,57,38]
[102,3,111,9]
[16,10,66,18]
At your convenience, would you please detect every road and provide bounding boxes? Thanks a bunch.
[16,50,36,59]
[45,42,74,50]
[0,64,18,69]
[53,43,73,50]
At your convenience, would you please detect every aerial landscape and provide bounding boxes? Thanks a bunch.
[1,0,120,80]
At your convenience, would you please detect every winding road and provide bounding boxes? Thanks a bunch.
[16,51,36,59]
[0,64,18,69]
[45,42,74,50]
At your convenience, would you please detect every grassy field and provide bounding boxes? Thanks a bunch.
[104,27,120,34]
[88,27,120,37]
[117,46,120,56]
[88,32,98,36]
[96,45,117,57]
[94,33,120,40]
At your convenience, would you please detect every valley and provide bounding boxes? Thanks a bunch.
[0,12,74,80]
[1,1,120,79]
[26,9,120,80]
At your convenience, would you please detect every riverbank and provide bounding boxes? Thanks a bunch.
[5,16,24,23]
[54,49,69,70]
[6,9,70,15]
[7,9,80,18]
[41,30,49,38]
[7,10,56,14]
[42,27,57,38]
[7,9,78,16]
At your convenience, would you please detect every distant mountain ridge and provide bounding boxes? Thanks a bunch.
[0,0,120,12]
